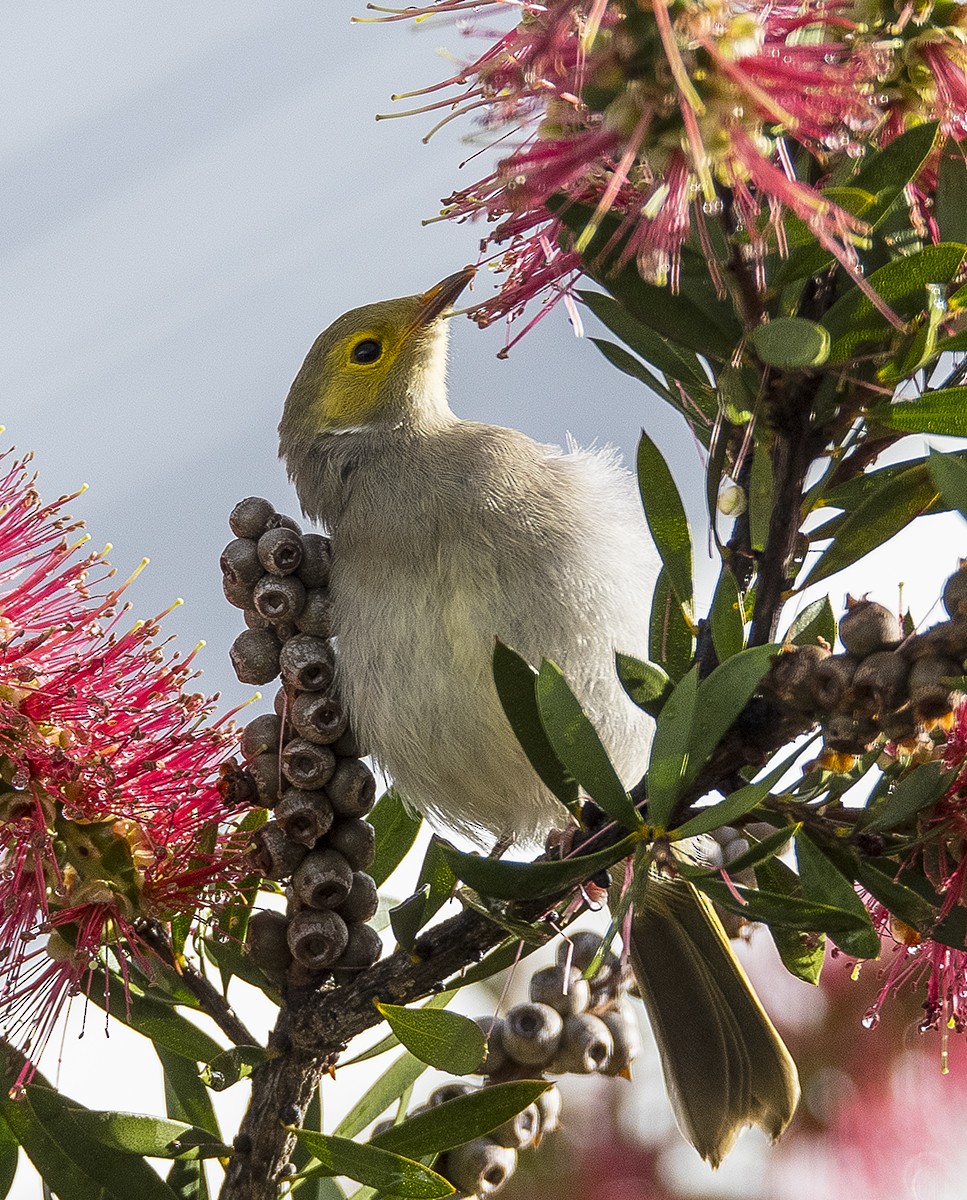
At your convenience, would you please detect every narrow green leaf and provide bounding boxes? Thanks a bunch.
[440,832,639,902]
[0,1096,107,1200]
[709,567,745,662]
[369,790,422,889]
[936,143,967,244]
[647,666,699,830]
[61,1110,225,1160]
[684,645,778,788]
[787,597,836,647]
[853,859,936,931]
[860,761,953,833]
[389,888,429,955]
[637,430,693,611]
[795,833,880,959]
[342,992,457,1067]
[755,858,825,983]
[589,338,675,404]
[580,290,710,385]
[749,317,830,368]
[0,1118,17,1200]
[874,387,967,436]
[692,878,874,933]
[649,569,694,681]
[929,447,967,521]
[803,464,940,586]
[334,1054,431,1140]
[852,122,939,227]
[157,1047,220,1141]
[372,1082,548,1159]
[493,641,578,807]
[615,652,671,717]
[749,433,774,554]
[200,1046,268,1091]
[416,837,458,925]
[83,971,224,1063]
[292,1133,452,1199]
[671,778,771,840]
[373,1006,484,1075]
[536,660,639,829]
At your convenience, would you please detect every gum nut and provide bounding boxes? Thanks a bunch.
[908,656,962,718]
[881,707,919,742]
[222,574,255,611]
[491,1105,540,1150]
[230,628,281,685]
[336,872,380,924]
[229,496,276,540]
[244,607,270,630]
[295,588,335,638]
[328,818,376,871]
[534,1084,563,1135]
[251,823,308,880]
[246,752,283,807]
[279,635,336,693]
[241,712,283,758]
[556,930,604,974]
[298,533,332,588]
[273,687,290,718]
[551,1014,614,1075]
[292,690,349,745]
[722,837,750,865]
[852,651,909,716]
[823,712,878,754]
[326,758,377,817]
[370,1119,394,1139]
[253,574,307,624]
[838,597,901,658]
[245,910,292,980]
[220,537,263,587]
[332,726,361,758]
[502,1003,564,1067]
[286,908,349,970]
[331,922,383,971]
[943,561,967,618]
[257,526,304,576]
[292,848,354,910]
[600,1005,643,1076]
[443,1140,517,1198]
[472,1015,509,1075]
[275,787,334,847]
[281,738,336,790]
[266,511,302,534]
[429,1082,476,1107]
[812,653,858,709]
[528,965,591,1016]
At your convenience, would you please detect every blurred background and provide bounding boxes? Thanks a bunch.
[2,2,966,1196]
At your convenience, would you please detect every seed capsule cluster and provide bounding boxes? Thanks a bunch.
[221,497,381,987]
[767,576,967,770]
[379,932,640,1198]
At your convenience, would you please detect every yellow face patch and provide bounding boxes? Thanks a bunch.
[317,326,407,428]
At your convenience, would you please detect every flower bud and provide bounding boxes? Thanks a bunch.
[491,1104,540,1150]
[230,496,276,540]
[443,1140,517,1197]
[241,713,283,758]
[292,691,349,745]
[220,537,263,587]
[281,738,336,790]
[275,787,334,846]
[502,1003,564,1068]
[838,596,901,658]
[298,534,332,588]
[528,965,590,1016]
[253,574,306,624]
[251,823,308,879]
[287,908,349,970]
[295,588,335,638]
[336,872,379,924]
[328,818,376,871]
[292,848,354,910]
[280,635,335,693]
[230,628,281,685]
[717,481,747,517]
[245,909,292,981]
[258,526,303,576]
[551,1013,614,1074]
[326,758,377,818]
[246,752,283,807]
[600,1004,643,1076]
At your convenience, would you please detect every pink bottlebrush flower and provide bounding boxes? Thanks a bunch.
[0,451,247,1087]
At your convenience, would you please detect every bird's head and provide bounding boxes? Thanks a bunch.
[279,267,474,459]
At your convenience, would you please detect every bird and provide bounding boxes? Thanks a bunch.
[278,267,800,1166]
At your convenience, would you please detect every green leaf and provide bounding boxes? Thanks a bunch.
[692,877,874,933]
[372,1082,548,1159]
[853,859,936,931]
[803,463,941,586]
[342,991,458,1067]
[589,338,675,405]
[749,317,830,368]
[769,925,826,985]
[936,142,967,245]
[615,652,671,717]
[415,837,459,925]
[649,568,694,681]
[536,659,639,829]
[646,666,699,830]
[873,387,967,436]
[860,760,953,833]
[157,1047,221,1141]
[709,567,745,662]
[373,1006,484,1075]
[440,831,639,902]
[787,596,836,647]
[292,1133,453,1198]
[493,641,579,808]
[929,447,967,521]
[637,430,693,611]
[369,790,422,889]
[334,1054,431,1141]
[683,645,778,789]
[0,1118,17,1200]
[389,888,430,955]
[749,433,774,554]
[852,122,939,227]
[671,777,771,840]
[580,290,710,386]
[794,833,880,959]
[200,1046,268,1091]
[61,1110,224,1160]
[692,822,798,875]
[83,971,224,1064]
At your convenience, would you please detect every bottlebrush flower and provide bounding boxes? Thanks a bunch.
[374,0,891,343]
[0,451,246,1087]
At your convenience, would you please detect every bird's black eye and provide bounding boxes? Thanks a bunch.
[350,338,383,365]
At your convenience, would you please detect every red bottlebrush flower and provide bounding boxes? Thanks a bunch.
[0,451,246,1087]
[377,0,892,343]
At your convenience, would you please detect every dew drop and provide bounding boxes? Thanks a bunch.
[862,1010,880,1030]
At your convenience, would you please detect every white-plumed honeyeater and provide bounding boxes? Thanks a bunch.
[278,268,799,1166]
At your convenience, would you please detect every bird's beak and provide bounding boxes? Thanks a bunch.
[407,266,476,334]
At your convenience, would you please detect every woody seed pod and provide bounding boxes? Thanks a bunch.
[229,496,276,540]
[298,533,332,588]
[529,965,590,1016]
[336,872,379,924]
[943,560,967,618]
[220,537,263,586]
[812,653,858,709]
[491,1105,540,1150]
[823,712,879,755]
[443,1140,517,1198]
[245,909,293,981]
[534,1084,563,1135]
[502,1003,564,1067]
[292,848,354,910]
[258,525,303,575]
[230,628,281,685]
[280,635,336,693]
[287,908,349,970]
[331,922,383,972]
[551,1013,614,1074]
[600,1004,643,1076]
[295,588,335,638]
[251,823,308,879]
[253,574,306,623]
[246,752,283,808]
[909,655,962,720]
[326,758,377,818]
[473,1016,509,1076]
[429,1082,475,1107]
[328,818,376,871]
[281,738,336,790]
[241,713,283,758]
[275,787,334,846]
[839,597,901,657]
[292,691,349,745]
[767,643,831,714]
[851,651,910,717]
